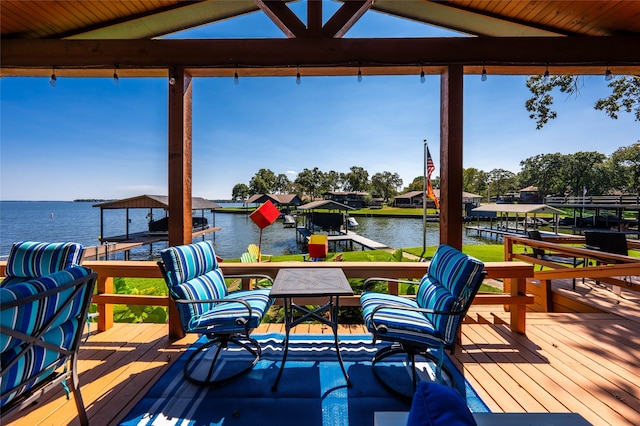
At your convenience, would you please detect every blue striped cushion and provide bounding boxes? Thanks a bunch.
[0,320,78,407]
[160,241,219,287]
[3,241,84,286]
[172,269,229,325]
[0,266,93,353]
[187,289,273,334]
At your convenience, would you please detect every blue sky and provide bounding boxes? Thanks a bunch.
[1,4,638,201]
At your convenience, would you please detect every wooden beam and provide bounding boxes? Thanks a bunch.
[439,65,464,250]
[323,1,372,38]
[167,68,192,339]
[2,37,639,77]
[254,0,307,38]
[307,0,323,37]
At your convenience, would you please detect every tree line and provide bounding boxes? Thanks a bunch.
[231,142,640,203]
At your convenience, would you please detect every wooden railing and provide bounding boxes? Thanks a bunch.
[504,235,640,310]
[0,260,534,337]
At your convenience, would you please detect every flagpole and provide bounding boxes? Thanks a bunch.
[421,139,427,260]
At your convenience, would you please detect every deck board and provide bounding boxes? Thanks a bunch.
[6,311,640,426]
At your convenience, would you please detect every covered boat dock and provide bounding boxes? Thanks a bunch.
[467,203,565,240]
[93,195,221,258]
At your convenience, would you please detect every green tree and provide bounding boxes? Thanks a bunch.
[323,170,342,192]
[294,167,325,199]
[274,173,292,194]
[525,75,640,129]
[231,183,250,201]
[462,168,489,199]
[343,166,370,192]
[487,168,517,200]
[609,142,640,195]
[249,168,276,195]
[565,151,606,196]
[404,176,424,192]
[595,77,640,121]
[519,153,567,197]
[371,171,403,202]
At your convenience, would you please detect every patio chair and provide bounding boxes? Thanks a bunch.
[157,240,274,386]
[1,266,98,426]
[360,244,486,397]
[585,231,631,286]
[1,241,84,287]
[527,230,584,289]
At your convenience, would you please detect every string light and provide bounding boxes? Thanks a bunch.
[357,65,362,83]
[113,65,119,85]
[168,68,176,86]
[543,63,549,82]
[49,66,57,87]
[481,63,487,81]
[605,66,613,81]
[234,66,239,85]
[296,65,301,85]
[420,65,425,84]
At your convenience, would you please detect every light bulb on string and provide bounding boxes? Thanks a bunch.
[420,66,425,84]
[49,67,57,87]
[481,63,487,82]
[113,66,119,85]
[296,66,301,85]
[543,64,549,82]
[357,66,362,83]
[605,67,613,81]
[234,67,239,85]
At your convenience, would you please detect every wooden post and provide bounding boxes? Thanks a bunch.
[97,275,113,331]
[167,67,193,339]
[439,65,464,249]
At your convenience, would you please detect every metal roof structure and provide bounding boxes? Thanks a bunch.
[298,200,354,211]
[472,203,565,215]
[94,195,220,210]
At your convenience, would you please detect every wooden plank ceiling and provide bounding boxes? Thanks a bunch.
[2,0,640,40]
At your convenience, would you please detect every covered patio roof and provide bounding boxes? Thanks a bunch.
[2,1,639,254]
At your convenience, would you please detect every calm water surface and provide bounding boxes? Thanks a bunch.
[0,201,488,260]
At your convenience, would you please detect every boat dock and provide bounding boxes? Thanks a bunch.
[465,225,524,241]
[296,227,389,251]
[93,227,221,259]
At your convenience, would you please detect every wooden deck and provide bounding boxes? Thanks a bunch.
[8,298,640,426]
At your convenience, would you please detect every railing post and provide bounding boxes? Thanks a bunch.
[508,276,527,334]
[97,275,113,331]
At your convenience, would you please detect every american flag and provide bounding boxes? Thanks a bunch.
[426,146,439,209]
[426,147,435,177]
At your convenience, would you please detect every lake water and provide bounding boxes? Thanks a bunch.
[0,201,489,260]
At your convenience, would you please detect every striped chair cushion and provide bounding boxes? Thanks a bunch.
[416,245,484,343]
[160,240,219,287]
[2,241,84,287]
[172,269,229,326]
[0,266,93,353]
[0,319,78,407]
[186,289,273,334]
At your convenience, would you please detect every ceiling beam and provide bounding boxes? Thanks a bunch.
[254,0,306,38]
[2,37,639,77]
[323,1,372,38]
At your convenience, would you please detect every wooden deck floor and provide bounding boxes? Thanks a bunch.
[7,302,640,426]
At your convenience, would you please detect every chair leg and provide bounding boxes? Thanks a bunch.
[184,334,261,386]
[371,343,456,400]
